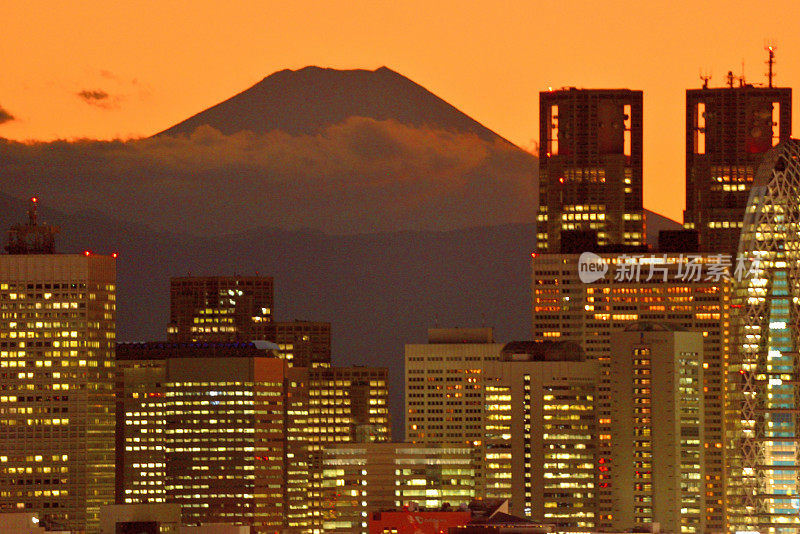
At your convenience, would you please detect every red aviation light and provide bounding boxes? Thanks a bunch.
[30,196,39,203]
[83,250,91,256]
[111,252,118,259]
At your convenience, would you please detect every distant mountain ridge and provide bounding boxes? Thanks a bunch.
[157,66,514,144]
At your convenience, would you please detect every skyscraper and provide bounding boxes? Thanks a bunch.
[537,88,644,251]
[532,251,730,531]
[483,341,598,530]
[608,322,705,534]
[167,275,274,341]
[167,275,331,366]
[726,139,800,533]
[0,199,117,533]
[684,80,791,253]
[115,344,289,532]
[405,328,502,495]
[320,442,475,534]
[405,329,598,527]
[115,342,390,533]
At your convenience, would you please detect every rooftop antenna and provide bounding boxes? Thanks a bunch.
[5,197,59,254]
[739,58,746,87]
[726,70,735,88]
[699,70,712,89]
[765,42,776,88]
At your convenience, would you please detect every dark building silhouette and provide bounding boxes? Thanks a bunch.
[684,80,791,253]
[167,275,330,366]
[538,88,644,252]
[4,196,58,254]
[168,275,275,340]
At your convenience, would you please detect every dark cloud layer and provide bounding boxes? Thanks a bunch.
[0,117,537,235]
[0,105,14,124]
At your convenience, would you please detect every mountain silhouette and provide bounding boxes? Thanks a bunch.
[157,66,513,144]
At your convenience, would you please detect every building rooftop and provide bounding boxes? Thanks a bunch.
[116,341,279,360]
[500,340,584,362]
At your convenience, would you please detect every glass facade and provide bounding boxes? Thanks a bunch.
[727,139,800,533]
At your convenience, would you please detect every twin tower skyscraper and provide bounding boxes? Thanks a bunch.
[537,81,791,253]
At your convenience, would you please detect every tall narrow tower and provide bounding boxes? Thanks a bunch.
[684,53,791,253]
[727,139,800,533]
[537,88,644,252]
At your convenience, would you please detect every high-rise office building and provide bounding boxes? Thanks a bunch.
[726,139,800,533]
[167,276,331,367]
[532,252,730,531]
[608,322,705,534]
[537,88,644,252]
[272,320,332,367]
[405,328,500,444]
[684,80,791,253]
[116,342,389,533]
[483,341,598,531]
[167,276,274,340]
[405,330,598,528]
[405,328,502,494]
[0,199,117,533]
[300,366,390,531]
[115,344,289,533]
[320,442,475,534]
[114,342,278,507]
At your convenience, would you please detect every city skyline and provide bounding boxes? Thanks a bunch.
[4,5,800,532]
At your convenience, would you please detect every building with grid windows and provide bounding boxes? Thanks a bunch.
[537,88,644,252]
[483,342,598,531]
[404,328,502,494]
[405,330,597,528]
[320,442,476,534]
[0,199,116,533]
[531,252,730,532]
[684,82,791,253]
[167,276,331,367]
[607,323,705,534]
[115,342,389,533]
[726,139,800,533]
[115,346,288,533]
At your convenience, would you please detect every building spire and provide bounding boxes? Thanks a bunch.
[765,44,776,88]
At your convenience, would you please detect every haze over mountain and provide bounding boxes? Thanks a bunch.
[0,67,536,236]
[158,66,513,144]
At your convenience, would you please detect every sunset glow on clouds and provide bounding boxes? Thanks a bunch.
[2,0,799,222]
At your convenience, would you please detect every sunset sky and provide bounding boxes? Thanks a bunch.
[2,1,799,222]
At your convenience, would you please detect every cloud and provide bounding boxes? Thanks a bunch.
[77,89,120,109]
[0,105,14,124]
[0,117,537,235]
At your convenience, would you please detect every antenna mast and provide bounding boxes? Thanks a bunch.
[765,44,776,88]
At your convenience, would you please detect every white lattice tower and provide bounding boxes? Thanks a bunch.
[733,139,800,527]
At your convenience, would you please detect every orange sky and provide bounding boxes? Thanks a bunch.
[2,0,799,222]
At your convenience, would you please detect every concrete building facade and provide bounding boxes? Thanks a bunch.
[607,323,705,534]
[684,83,791,253]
